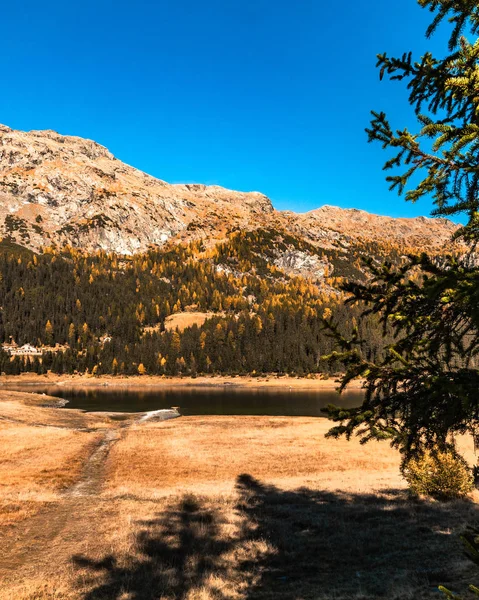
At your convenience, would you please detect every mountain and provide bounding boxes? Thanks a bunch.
[0,125,465,377]
[0,124,458,256]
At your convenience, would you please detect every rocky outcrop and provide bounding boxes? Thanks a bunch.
[273,250,332,279]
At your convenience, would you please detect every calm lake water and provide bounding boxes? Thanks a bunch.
[1,384,364,416]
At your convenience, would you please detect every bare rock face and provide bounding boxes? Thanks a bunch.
[0,125,273,253]
[0,124,458,256]
[273,250,331,279]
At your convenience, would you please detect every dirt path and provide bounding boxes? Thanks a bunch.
[67,429,121,497]
[0,425,124,584]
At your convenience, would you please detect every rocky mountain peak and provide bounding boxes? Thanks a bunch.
[0,124,458,257]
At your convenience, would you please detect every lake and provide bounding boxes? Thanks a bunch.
[0,384,364,416]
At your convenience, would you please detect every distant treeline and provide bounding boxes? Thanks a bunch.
[0,230,396,376]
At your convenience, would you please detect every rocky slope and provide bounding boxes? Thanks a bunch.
[287,205,458,250]
[0,124,458,256]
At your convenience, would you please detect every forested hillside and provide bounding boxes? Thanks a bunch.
[0,228,403,376]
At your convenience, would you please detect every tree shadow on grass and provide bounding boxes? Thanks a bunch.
[236,474,478,599]
[73,479,478,599]
[74,495,234,599]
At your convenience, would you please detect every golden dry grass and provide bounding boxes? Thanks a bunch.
[164,311,220,333]
[0,421,101,525]
[0,390,116,428]
[0,392,113,526]
[1,399,478,600]
[105,417,404,498]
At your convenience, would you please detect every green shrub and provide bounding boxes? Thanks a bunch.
[401,449,474,500]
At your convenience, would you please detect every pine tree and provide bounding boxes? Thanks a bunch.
[324,1,479,458]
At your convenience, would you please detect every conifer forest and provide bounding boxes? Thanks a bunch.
[0,230,400,377]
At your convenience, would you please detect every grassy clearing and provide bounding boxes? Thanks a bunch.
[105,417,404,498]
[164,311,220,333]
[1,398,478,599]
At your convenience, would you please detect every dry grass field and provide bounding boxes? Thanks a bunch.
[0,393,114,528]
[163,312,220,333]
[105,417,405,498]
[1,391,478,599]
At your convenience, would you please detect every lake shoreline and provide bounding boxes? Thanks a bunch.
[0,373,364,390]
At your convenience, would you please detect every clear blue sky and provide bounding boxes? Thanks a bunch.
[1,0,451,218]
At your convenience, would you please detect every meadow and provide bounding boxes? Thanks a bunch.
[1,391,477,599]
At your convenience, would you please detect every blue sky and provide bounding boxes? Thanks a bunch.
[1,0,451,218]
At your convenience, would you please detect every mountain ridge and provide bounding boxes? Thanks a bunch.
[0,124,458,255]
